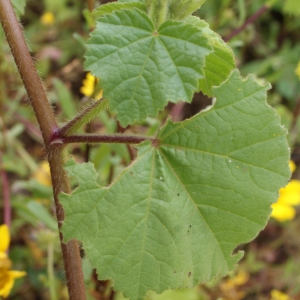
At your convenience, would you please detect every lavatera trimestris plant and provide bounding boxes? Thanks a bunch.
[58,1,290,299]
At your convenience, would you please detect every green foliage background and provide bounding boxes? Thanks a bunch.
[1,0,300,299]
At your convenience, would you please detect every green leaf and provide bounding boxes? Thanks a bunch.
[283,0,300,15]
[145,0,206,26]
[84,8,212,126]
[187,17,236,96]
[62,99,108,136]
[145,0,170,28]
[27,201,57,231]
[92,2,147,19]
[168,0,207,21]
[118,0,145,3]
[12,0,26,16]
[53,78,77,119]
[61,70,290,300]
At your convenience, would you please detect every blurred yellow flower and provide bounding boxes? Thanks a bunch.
[271,160,300,222]
[289,160,296,173]
[80,72,103,100]
[220,270,249,300]
[33,161,52,187]
[226,270,249,286]
[295,61,300,80]
[80,72,95,97]
[271,289,291,300]
[41,12,55,25]
[0,225,26,298]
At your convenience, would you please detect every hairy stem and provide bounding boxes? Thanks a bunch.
[146,0,169,29]
[60,133,154,145]
[0,1,86,299]
[58,99,108,137]
[87,0,94,12]
[0,152,11,227]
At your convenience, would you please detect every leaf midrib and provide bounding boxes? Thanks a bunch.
[137,149,156,299]
[157,148,230,271]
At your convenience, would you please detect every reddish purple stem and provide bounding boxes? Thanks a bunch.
[0,153,11,227]
[60,134,154,145]
[224,5,269,42]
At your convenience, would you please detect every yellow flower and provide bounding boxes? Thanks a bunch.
[0,225,26,298]
[271,289,291,300]
[295,61,300,81]
[220,270,249,300]
[80,72,103,99]
[271,161,300,222]
[80,72,96,97]
[33,161,52,187]
[226,270,249,286]
[289,160,296,173]
[0,225,10,253]
[41,12,55,25]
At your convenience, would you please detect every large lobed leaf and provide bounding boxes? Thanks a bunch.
[186,16,236,97]
[85,8,212,126]
[61,70,290,300]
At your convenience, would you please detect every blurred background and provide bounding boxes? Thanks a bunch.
[1,0,300,299]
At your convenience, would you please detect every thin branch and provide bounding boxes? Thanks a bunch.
[117,122,136,160]
[13,110,43,141]
[3,104,42,141]
[0,152,11,227]
[60,134,154,145]
[0,1,86,299]
[224,5,269,42]
[87,0,94,12]
[84,123,92,162]
[58,99,107,137]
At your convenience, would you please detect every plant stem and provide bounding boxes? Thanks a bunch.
[146,0,169,29]
[117,122,136,161]
[87,0,94,12]
[60,134,154,145]
[12,109,43,141]
[14,141,38,173]
[0,152,11,227]
[224,5,269,42]
[84,123,92,162]
[0,1,86,299]
[58,99,108,137]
